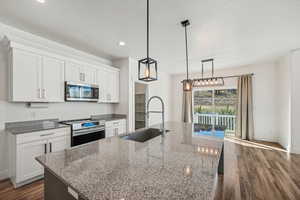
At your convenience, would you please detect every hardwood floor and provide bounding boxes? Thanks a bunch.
[0,179,43,200]
[222,138,300,200]
[1,138,300,200]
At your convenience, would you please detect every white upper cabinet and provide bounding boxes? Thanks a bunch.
[8,42,118,103]
[10,49,42,102]
[98,67,119,103]
[42,56,65,102]
[65,61,98,85]
[9,48,65,102]
[65,61,82,83]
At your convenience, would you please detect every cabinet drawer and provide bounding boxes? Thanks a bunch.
[16,127,70,145]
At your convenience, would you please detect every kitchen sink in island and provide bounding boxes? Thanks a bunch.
[36,122,224,200]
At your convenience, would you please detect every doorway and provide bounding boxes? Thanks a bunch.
[193,88,238,136]
[134,82,148,130]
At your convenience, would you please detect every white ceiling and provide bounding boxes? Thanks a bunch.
[1,0,300,74]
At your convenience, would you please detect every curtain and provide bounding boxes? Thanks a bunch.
[182,91,193,123]
[236,75,254,140]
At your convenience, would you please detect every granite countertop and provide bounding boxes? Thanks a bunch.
[5,119,70,135]
[91,114,127,122]
[37,122,223,200]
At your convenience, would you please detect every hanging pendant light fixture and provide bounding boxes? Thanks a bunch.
[138,0,158,82]
[181,20,193,92]
[193,59,224,87]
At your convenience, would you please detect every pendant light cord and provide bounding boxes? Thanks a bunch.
[147,0,149,59]
[184,25,189,80]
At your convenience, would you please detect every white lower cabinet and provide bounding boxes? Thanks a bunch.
[105,119,126,138]
[9,128,71,188]
[17,140,47,183]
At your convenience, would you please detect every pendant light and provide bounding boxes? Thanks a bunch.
[181,20,193,92]
[138,0,158,82]
[193,59,224,87]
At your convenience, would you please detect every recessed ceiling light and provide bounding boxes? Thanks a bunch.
[36,0,46,3]
[119,41,126,46]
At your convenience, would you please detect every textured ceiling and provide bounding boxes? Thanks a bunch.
[1,0,300,73]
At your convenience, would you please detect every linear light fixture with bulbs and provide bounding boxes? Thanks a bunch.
[193,59,224,88]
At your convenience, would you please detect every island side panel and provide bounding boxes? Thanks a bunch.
[44,169,84,200]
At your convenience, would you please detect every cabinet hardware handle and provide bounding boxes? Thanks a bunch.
[49,142,52,153]
[44,144,47,154]
[40,133,54,137]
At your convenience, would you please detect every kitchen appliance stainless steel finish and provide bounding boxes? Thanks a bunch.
[61,119,105,146]
[65,82,99,102]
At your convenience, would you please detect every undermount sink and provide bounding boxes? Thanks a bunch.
[121,128,168,143]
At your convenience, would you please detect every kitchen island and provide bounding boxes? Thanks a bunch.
[36,122,224,200]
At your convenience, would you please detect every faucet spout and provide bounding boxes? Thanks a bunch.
[146,96,165,132]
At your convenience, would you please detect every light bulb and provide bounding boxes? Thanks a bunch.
[186,83,190,90]
[145,67,150,78]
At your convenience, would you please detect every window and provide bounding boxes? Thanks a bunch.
[193,88,237,136]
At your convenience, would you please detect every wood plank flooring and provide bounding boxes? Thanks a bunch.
[1,138,300,200]
[0,179,43,200]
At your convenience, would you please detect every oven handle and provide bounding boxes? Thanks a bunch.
[73,127,105,137]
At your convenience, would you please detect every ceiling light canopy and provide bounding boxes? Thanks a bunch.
[119,41,126,46]
[36,0,45,3]
[138,0,158,82]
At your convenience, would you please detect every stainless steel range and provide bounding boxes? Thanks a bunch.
[60,119,105,147]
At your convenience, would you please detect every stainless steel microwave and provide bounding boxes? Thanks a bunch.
[65,82,99,102]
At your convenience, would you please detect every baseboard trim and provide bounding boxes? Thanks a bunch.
[0,169,9,181]
[291,146,300,154]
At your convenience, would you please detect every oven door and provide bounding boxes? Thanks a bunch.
[65,82,99,102]
[72,127,105,147]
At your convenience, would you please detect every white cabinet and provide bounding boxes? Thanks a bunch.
[9,48,65,102]
[9,49,42,102]
[105,119,126,137]
[42,56,65,102]
[98,68,119,103]
[17,140,47,183]
[49,136,69,153]
[9,127,70,188]
[65,61,98,85]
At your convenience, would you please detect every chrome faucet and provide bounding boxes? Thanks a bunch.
[146,96,165,131]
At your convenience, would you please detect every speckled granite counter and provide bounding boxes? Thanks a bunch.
[5,119,70,135]
[37,122,223,200]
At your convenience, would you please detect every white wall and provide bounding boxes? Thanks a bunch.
[290,49,300,153]
[0,23,115,180]
[170,61,280,142]
[276,55,291,150]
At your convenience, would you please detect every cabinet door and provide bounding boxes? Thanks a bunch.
[105,127,114,138]
[49,136,70,153]
[120,119,126,134]
[65,62,81,82]
[11,49,42,102]
[112,71,120,103]
[82,66,97,85]
[42,56,65,102]
[98,68,108,102]
[16,140,47,183]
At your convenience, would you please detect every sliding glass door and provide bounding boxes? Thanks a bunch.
[193,88,237,136]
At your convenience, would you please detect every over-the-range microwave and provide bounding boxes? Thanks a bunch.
[65,82,99,102]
